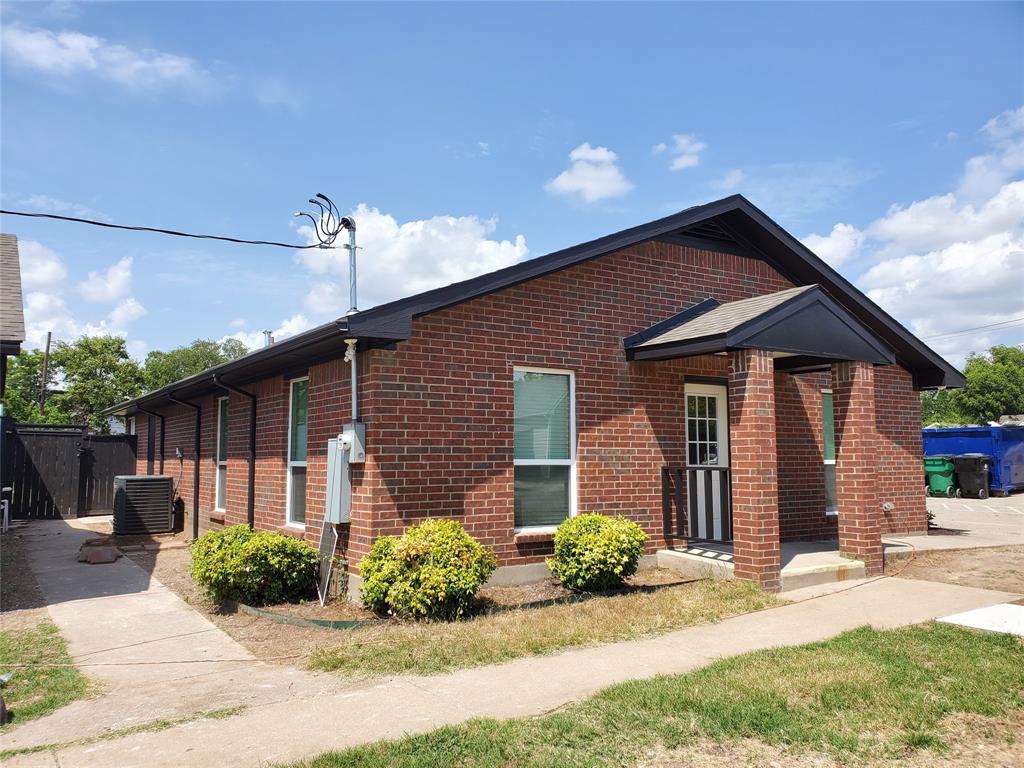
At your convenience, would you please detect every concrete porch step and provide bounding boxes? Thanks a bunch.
[656,547,867,593]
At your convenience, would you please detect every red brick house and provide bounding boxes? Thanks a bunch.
[107,196,962,593]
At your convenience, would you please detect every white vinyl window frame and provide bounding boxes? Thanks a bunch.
[215,397,229,512]
[822,388,838,516]
[683,382,730,468]
[125,416,135,435]
[512,366,577,534]
[285,377,309,528]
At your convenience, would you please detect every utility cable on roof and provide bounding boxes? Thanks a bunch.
[0,209,328,250]
[1,193,349,250]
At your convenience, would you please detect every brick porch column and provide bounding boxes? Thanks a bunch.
[831,360,883,575]
[728,349,781,593]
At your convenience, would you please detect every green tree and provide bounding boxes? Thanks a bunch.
[920,344,1024,425]
[1,348,71,423]
[49,336,144,430]
[955,345,1024,423]
[142,338,250,391]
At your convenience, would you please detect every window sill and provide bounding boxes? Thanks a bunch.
[514,528,557,545]
[276,524,307,539]
[208,511,225,524]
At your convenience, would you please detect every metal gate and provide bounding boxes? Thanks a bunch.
[0,419,137,519]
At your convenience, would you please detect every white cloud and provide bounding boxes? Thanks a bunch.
[19,239,68,288]
[1,24,219,94]
[220,313,311,351]
[716,159,873,224]
[107,297,147,327]
[657,133,707,171]
[711,169,745,192]
[77,256,132,302]
[296,204,530,314]
[810,106,1024,367]
[800,223,864,267]
[19,242,147,348]
[958,106,1024,202]
[20,193,104,220]
[545,142,633,203]
[254,76,302,111]
[866,182,1024,255]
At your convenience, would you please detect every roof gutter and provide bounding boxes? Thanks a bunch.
[167,393,202,540]
[213,375,257,530]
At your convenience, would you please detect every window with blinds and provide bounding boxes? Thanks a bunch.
[513,369,574,528]
[215,397,228,511]
[287,378,308,525]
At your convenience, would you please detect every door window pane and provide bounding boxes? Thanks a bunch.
[290,380,308,462]
[514,466,570,528]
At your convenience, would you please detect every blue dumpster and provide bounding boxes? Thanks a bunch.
[922,426,1024,495]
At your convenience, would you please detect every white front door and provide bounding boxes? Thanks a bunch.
[684,383,732,541]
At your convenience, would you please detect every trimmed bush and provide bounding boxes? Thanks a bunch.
[359,519,497,620]
[191,525,318,605]
[547,514,648,592]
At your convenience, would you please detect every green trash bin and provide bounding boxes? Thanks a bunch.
[923,455,957,497]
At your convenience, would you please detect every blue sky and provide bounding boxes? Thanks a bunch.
[2,1,1022,368]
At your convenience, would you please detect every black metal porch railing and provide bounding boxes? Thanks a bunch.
[662,465,733,542]
[661,466,687,539]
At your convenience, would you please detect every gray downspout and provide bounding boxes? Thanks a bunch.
[168,393,202,540]
[213,375,257,530]
[135,406,165,474]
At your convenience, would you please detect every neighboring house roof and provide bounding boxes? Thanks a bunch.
[105,194,963,415]
[0,233,26,354]
[624,285,897,366]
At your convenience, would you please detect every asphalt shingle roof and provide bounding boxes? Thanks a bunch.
[0,233,26,344]
[637,285,815,347]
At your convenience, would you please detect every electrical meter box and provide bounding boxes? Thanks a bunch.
[344,421,366,464]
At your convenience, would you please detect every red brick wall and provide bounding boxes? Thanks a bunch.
[348,241,794,571]
[874,365,927,535]
[832,360,884,574]
[728,349,781,591]
[132,237,929,577]
[774,370,838,541]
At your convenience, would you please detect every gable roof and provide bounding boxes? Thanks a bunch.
[0,233,26,353]
[625,285,897,366]
[341,195,961,388]
[106,195,962,415]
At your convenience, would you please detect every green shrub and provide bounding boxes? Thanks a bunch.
[359,519,497,620]
[191,525,319,605]
[547,514,648,592]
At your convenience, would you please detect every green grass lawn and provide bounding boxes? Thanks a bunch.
[288,623,1024,767]
[308,579,774,677]
[0,621,93,728]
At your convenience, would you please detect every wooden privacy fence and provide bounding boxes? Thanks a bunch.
[0,418,137,519]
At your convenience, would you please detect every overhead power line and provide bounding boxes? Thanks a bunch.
[923,316,1024,341]
[0,205,337,250]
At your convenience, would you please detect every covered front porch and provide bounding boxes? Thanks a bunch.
[626,285,898,593]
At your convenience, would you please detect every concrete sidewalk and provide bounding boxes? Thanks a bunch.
[1,518,342,755]
[5,564,1018,767]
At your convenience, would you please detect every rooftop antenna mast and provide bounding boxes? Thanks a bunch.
[294,193,358,315]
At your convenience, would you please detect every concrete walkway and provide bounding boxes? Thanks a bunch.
[2,519,342,755]
[4,520,1018,768]
[884,495,1024,556]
